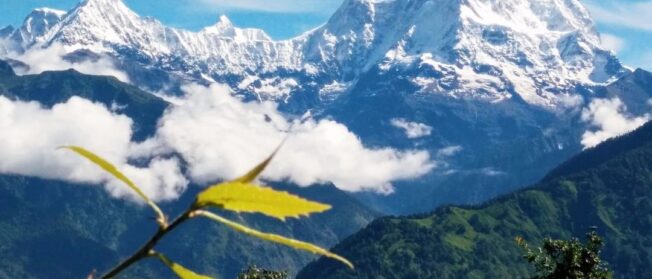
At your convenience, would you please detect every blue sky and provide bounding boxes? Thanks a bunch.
[2,0,652,70]
[1,0,343,39]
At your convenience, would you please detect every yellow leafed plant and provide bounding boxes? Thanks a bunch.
[154,253,214,279]
[196,210,354,269]
[194,182,331,221]
[60,146,167,226]
[61,144,353,279]
[232,148,278,184]
[194,148,330,220]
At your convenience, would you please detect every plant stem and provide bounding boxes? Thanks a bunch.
[100,210,192,279]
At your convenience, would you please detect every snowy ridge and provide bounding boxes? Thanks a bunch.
[304,0,626,107]
[6,7,66,48]
[0,0,627,109]
[35,0,304,74]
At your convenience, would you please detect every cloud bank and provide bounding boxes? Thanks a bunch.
[151,84,434,194]
[2,43,130,83]
[391,118,433,139]
[581,98,650,149]
[0,84,434,200]
[0,96,187,201]
[600,33,625,53]
[437,146,463,158]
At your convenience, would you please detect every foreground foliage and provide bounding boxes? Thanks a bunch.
[61,145,352,278]
[237,266,288,279]
[517,230,612,279]
[298,122,652,278]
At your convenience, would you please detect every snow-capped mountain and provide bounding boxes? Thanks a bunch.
[2,0,306,96]
[307,0,629,107]
[0,0,644,214]
[0,8,66,54]
[42,0,301,72]
[9,8,66,46]
[1,0,627,107]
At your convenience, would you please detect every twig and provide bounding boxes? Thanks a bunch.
[99,209,192,279]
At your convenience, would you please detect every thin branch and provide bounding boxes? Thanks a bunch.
[99,210,191,279]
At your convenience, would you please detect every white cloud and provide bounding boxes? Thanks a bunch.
[586,1,652,31]
[600,33,625,53]
[437,146,463,157]
[2,43,130,83]
[391,118,433,139]
[581,98,650,149]
[481,167,505,176]
[152,84,435,193]
[0,96,187,201]
[195,0,342,13]
[0,82,434,198]
[558,94,585,109]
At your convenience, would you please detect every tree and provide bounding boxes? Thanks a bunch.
[60,146,353,278]
[516,229,612,279]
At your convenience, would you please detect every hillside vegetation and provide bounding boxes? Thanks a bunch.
[298,121,652,279]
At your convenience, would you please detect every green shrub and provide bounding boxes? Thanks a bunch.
[237,266,288,279]
[517,229,612,279]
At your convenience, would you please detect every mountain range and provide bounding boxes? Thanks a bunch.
[0,0,628,106]
[1,0,646,215]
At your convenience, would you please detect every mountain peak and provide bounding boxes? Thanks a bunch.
[305,0,625,107]
[39,0,154,49]
[4,7,67,47]
[201,15,235,36]
[24,7,67,31]
[200,15,272,41]
[74,0,137,17]
[80,0,124,6]
[30,7,67,18]
[217,15,232,26]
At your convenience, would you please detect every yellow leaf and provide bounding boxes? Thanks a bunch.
[196,210,354,269]
[60,146,167,225]
[233,149,278,184]
[194,143,328,220]
[233,141,285,183]
[155,253,214,279]
[195,182,331,221]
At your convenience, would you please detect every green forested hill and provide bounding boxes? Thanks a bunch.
[298,121,652,279]
[0,60,168,140]
[0,177,379,279]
